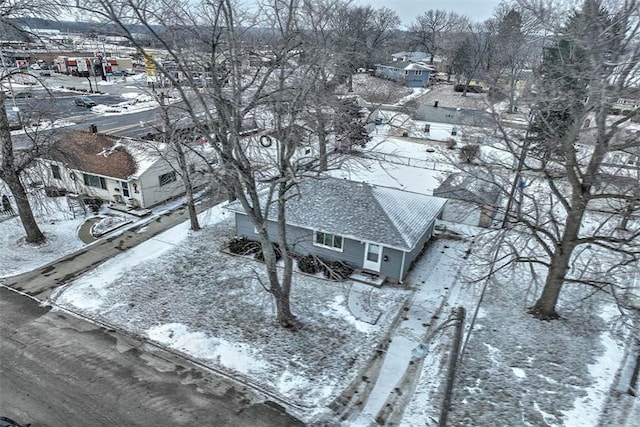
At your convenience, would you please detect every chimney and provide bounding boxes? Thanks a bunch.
[89,124,98,133]
[434,101,439,108]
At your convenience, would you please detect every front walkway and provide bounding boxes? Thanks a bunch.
[351,238,470,425]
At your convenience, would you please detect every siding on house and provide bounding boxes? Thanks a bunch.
[234,213,410,281]
[226,177,448,282]
[36,130,212,208]
[402,219,437,277]
[374,61,432,88]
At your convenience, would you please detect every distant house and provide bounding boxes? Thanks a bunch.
[412,104,496,143]
[239,126,317,172]
[433,172,501,228]
[225,177,447,283]
[578,127,640,175]
[374,61,433,88]
[36,130,211,210]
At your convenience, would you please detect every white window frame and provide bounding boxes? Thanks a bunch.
[313,231,344,252]
[159,171,177,187]
[83,173,107,189]
[51,164,61,180]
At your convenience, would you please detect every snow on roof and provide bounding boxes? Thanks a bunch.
[226,177,447,251]
[375,61,433,72]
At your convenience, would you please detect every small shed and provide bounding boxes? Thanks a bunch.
[433,172,501,227]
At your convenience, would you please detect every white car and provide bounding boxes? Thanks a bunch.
[29,64,41,70]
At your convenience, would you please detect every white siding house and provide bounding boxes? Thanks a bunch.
[37,130,212,210]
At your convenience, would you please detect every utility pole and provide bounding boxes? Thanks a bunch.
[502,111,535,228]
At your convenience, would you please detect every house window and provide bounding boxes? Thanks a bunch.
[416,70,422,76]
[451,127,458,136]
[314,231,343,251]
[121,181,130,197]
[404,70,408,75]
[83,173,107,189]
[51,164,61,180]
[424,124,430,133]
[159,171,177,186]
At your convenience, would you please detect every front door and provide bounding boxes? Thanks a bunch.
[120,181,130,198]
[363,243,382,272]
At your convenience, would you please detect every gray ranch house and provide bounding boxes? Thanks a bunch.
[225,177,447,283]
[374,61,433,88]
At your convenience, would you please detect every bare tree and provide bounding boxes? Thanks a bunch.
[408,9,465,64]
[328,1,399,91]
[487,3,542,113]
[0,0,61,243]
[80,0,362,328]
[492,0,640,319]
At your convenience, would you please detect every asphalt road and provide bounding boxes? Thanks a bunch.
[0,287,303,427]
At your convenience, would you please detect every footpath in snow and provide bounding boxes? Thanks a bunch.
[352,237,470,425]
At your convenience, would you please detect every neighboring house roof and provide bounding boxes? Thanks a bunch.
[578,126,640,148]
[434,172,501,206]
[391,51,429,62]
[47,131,137,179]
[414,104,495,128]
[375,61,433,72]
[225,177,447,252]
[43,130,193,180]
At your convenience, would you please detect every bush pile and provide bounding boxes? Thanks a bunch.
[323,260,354,281]
[228,237,261,256]
[254,243,282,262]
[297,254,319,274]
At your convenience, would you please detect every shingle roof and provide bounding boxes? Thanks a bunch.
[375,61,433,71]
[47,131,137,179]
[226,177,447,251]
[434,172,501,206]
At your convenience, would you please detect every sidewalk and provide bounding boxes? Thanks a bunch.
[2,197,221,301]
[351,239,469,425]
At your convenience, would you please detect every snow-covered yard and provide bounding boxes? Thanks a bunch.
[0,188,85,278]
[1,102,635,424]
[51,205,411,420]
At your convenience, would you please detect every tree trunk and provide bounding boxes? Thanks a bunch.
[529,200,587,319]
[0,92,45,244]
[317,111,327,171]
[174,141,200,231]
[4,172,46,244]
[259,232,297,328]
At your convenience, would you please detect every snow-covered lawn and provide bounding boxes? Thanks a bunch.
[51,205,410,420]
[0,189,85,278]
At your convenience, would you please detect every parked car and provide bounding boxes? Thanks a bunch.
[0,416,30,427]
[74,96,97,107]
[10,91,33,99]
[453,84,484,93]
